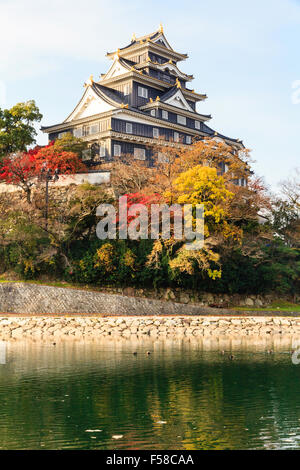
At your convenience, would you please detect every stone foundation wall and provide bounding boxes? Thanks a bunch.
[0,282,238,315]
[0,282,298,315]
[100,286,297,308]
[0,171,110,194]
[1,316,300,340]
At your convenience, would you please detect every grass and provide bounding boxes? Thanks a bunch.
[0,276,112,293]
[233,301,300,312]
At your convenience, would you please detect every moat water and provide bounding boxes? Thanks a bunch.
[0,336,300,450]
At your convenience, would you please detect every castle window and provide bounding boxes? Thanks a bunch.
[90,124,99,134]
[126,123,133,134]
[162,110,168,120]
[162,73,171,83]
[186,136,192,144]
[100,144,106,158]
[84,126,90,136]
[153,128,159,138]
[174,132,179,142]
[195,120,200,130]
[134,148,146,160]
[177,115,186,125]
[114,144,121,157]
[150,109,156,117]
[138,86,148,98]
[73,128,83,138]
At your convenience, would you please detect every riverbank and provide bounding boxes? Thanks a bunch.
[0,282,299,316]
[1,315,300,340]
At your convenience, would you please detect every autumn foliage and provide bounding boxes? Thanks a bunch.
[0,141,87,202]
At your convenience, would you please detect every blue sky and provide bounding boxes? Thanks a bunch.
[0,0,299,189]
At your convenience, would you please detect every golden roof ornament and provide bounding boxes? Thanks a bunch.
[84,74,94,87]
[131,33,136,42]
[176,77,181,89]
[156,96,160,101]
[149,98,153,103]
[159,23,164,33]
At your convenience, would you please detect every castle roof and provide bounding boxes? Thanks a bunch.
[106,26,188,62]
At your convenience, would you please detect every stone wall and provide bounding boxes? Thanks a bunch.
[0,171,110,194]
[62,284,297,309]
[100,286,296,308]
[1,315,300,340]
[0,282,298,315]
[0,282,235,315]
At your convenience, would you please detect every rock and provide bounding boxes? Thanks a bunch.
[163,288,176,301]
[203,293,214,304]
[122,287,135,297]
[245,298,255,307]
[53,329,63,337]
[231,319,242,325]
[179,293,190,304]
[11,327,24,338]
[255,298,263,307]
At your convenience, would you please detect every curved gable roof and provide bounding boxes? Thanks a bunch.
[63,83,122,123]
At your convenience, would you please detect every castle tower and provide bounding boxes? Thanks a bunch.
[42,25,243,165]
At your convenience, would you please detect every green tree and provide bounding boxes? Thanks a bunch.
[0,100,42,159]
[53,133,88,157]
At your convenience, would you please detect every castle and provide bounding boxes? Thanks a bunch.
[42,25,244,169]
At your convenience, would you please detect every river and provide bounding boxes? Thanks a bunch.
[0,335,300,450]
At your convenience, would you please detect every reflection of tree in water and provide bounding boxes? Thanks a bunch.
[0,342,300,449]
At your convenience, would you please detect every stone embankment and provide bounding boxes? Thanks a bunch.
[0,282,298,315]
[0,282,236,315]
[1,316,300,340]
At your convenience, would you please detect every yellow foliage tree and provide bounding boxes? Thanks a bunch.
[173,166,236,237]
[166,166,241,278]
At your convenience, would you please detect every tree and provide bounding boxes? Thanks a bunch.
[0,152,38,203]
[52,133,88,157]
[272,199,300,248]
[0,183,112,278]
[164,166,237,279]
[227,176,271,226]
[34,144,87,175]
[280,168,300,208]
[0,101,42,159]
[0,143,87,203]
[110,154,153,196]
[173,165,235,238]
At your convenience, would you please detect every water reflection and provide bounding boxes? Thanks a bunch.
[0,335,300,449]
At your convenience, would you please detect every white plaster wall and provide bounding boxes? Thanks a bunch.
[0,172,111,193]
[50,172,111,186]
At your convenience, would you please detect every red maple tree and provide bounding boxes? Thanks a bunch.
[116,192,163,230]
[0,142,87,203]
